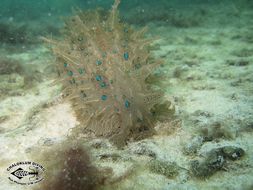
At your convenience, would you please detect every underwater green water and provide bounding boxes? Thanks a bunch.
[0,0,252,45]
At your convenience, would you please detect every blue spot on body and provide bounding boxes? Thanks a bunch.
[96,60,102,66]
[100,82,106,88]
[96,75,102,81]
[64,63,68,68]
[125,100,130,108]
[67,70,73,76]
[124,52,129,60]
[101,95,107,101]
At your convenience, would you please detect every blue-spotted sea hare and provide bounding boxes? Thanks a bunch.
[45,0,174,147]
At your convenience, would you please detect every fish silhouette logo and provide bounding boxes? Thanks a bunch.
[11,168,28,179]
[7,161,45,185]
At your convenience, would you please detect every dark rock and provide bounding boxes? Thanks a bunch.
[221,146,245,160]
[190,151,225,178]
[190,146,245,178]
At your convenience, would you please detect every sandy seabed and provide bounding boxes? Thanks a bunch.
[0,3,253,190]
